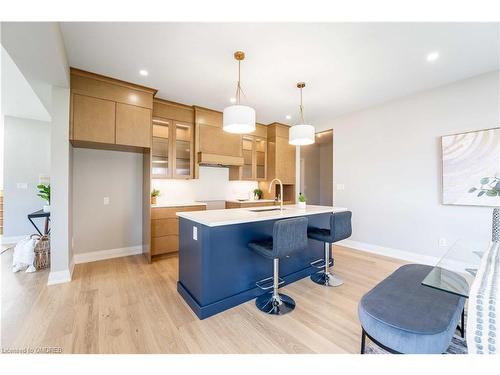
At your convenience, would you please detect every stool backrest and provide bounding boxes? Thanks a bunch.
[272,217,309,258]
[330,211,352,242]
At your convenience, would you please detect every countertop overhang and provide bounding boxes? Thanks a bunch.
[176,204,348,227]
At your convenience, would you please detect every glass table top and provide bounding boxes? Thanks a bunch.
[421,240,490,298]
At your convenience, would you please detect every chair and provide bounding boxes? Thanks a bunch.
[248,217,309,315]
[307,211,352,286]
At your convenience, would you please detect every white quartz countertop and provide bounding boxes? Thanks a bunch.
[225,199,276,204]
[152,202,207,208]
[177,204,348,227]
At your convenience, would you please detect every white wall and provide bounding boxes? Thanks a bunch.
[49,86,71,283]
[326,71,499,259]
[151,166,258,205]
[3,116,50,239]
[72,148,143,254]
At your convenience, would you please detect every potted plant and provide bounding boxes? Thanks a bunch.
[37,184,51,212]
[253,188,263,200]
[298,193,306,209]
[151,189,160,205]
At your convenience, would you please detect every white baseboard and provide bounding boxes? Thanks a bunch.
[73,245,143,264]
[1,235,29,245]
[47,269,72,285]
[337,239,439,266]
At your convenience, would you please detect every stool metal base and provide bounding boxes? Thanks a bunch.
[310,271,344,287]
[255,292,296,315]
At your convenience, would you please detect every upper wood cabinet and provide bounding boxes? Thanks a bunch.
[152,99,194,179]
[267,123,296,185]
[116,103,152,148]
[229,134,267,181]
[72,94,116,144]
[194,106,243,178]
[70,68,156,151]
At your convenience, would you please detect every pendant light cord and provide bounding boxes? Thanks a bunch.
[299,86,305,124]
[235,60,241,104]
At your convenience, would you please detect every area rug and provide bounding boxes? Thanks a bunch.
[364,329,468,354]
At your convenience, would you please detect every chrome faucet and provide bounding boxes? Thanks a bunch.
[269,178,283,212]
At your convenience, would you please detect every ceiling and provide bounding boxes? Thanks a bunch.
[1,46,51,122]
[60,23,499,130]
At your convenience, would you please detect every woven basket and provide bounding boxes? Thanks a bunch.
[32,234,50,270]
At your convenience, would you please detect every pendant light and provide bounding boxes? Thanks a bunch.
[223,51,256,134]
[289,82,315,145]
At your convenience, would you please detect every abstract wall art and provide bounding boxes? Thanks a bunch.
[442,127,500,207]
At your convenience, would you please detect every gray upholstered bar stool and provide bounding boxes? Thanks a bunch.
[308,211,352,287]
[248,217,309,315]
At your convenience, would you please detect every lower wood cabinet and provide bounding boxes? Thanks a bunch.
[225,201,276,209]
[151,205,205,256]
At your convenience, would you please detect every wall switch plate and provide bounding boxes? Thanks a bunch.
[193,226,198,241]
[103,197,110,205]
[16,182,28,189]
[336,184,345,191]
[439,238,447,247]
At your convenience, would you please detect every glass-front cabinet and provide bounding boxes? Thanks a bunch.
[152,117,194,179]
[255,137,266,180]
[231,135,267,181]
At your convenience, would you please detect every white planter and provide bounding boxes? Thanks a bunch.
[298,201,306,209]
[43,205,51,213]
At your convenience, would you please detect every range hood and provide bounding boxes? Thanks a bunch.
[197,152,244,167]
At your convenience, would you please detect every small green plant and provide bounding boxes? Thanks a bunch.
[469,176,500,197]
[253,188,263,199]
[151,189,160,198]
[298,193,306,203]
[37,184,50,204]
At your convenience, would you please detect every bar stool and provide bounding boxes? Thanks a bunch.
[248,217,309,315]
[308,211,352,287]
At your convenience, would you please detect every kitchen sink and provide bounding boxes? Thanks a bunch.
[248,207,285,212]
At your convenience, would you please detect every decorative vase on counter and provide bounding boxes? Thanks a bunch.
[151,196,157,205]
[493,208,500,242]
[298,201,306,209]
[43,205,51,213]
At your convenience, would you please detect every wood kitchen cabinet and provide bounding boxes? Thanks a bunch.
[225,201,275,209]
[152,99,195,179]
[115,103,152,148]
[72,94,116,144]
[229,135,267,181]
[266,123,296,185]
[229,123,267,181]
[194,106,244,178]
[70,68,156,151]
[151,205,205,256]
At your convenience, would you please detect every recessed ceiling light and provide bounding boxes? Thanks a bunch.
[229,97,237,103]
[139,69,149,76]
[285,115,292,120]
[426,51,439,62]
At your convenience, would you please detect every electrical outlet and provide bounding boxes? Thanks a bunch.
[193,226,198,241]
[336,184,345,191]
[17,182,28,189]
[103,197,110,205]
[438,238,447,247]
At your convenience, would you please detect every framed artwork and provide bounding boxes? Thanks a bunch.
[442,127,500,207]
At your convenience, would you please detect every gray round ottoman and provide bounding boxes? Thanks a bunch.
[358,264,465,354]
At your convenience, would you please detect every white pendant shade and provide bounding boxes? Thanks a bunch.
[223,105,256,134]
[289,124,315,145]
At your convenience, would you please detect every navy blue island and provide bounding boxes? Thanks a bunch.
[176,204,347,319]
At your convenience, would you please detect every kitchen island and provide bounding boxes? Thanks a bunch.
[176,204,347,319]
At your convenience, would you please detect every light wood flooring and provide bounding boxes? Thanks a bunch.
[1,245,404,354]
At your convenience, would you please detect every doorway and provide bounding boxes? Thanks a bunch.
[300,130,333,206]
